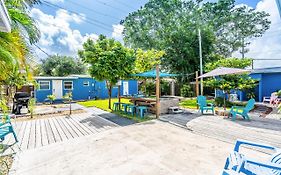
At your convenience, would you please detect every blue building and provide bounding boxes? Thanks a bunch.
[34,75,138,103]
[215,67,281,102]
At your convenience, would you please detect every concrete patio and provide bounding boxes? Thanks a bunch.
[10,120,268,175]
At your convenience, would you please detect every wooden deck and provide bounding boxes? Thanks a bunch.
[3,113,118,152]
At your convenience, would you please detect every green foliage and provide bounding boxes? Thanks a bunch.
[141,80,170,96]
[277,90,281,97]
[180,98,214,109]
[122,0,270,78]
[28,98,36,118]
[205,57,252,72]
[214,97,232,107]
[205,58,257,93]
[79,35,135,109]
[63,92,72,100]
[47,95,56,104]
[0,98,9,115]
[134,49,165,73]
[40,55,86,76]
[180,84,194,97]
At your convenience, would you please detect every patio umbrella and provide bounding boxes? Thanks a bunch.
[197,67,251,112]
[131,69,178,78]
[197,67,251,79]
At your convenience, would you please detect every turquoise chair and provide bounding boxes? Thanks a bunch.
[0,115,18,143]
[222,139,281,175]
[229,99,255,121]
[127,105,136,116]
[121,103,129,113]
[197,96,214,115]
[136,106,148,118]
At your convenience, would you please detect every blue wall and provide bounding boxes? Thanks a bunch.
[35,78,138,102]
[260,73,281,101]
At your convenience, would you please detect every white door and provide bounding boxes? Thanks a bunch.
[52,80,63,99]
[123,81,129,95]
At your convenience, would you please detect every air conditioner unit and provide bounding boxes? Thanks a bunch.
[0,0,11,32]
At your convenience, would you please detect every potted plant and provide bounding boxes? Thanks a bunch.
[28,98,36,118]
[47,94,56,105]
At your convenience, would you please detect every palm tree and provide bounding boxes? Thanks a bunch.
[0,0,41,103]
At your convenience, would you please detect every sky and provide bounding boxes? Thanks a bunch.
[30,0,281,69]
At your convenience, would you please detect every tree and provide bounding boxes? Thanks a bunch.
[134,49,165,73]
[122,0,215,81]
[203,2,270,57]
[121,0,270,77]
[79,35,135,109]
[40,55,86,76]
[205,58,258,106]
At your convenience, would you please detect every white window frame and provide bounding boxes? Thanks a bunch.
[38,81,50,90]
[83,81,89,86]
[64,81,73,90]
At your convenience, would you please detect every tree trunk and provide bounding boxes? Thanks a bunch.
[106,81,112,109]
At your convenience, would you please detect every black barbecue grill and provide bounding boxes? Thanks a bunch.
[12,92,31,114]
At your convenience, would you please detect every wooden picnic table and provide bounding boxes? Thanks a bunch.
[120,96,157,113]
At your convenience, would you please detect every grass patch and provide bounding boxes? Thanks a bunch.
[180,98,214,109]
[114,111,153,123]
[78,98,153,123]
[78,98,131,112]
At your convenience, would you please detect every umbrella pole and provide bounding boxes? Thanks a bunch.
[156,65,160,118]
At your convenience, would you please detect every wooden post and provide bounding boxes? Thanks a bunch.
[195,71,199,97]
[156,65,160,118]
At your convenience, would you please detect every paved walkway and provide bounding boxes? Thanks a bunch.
[10,121,267,175]
[3,113,118,153]
[160,112,281,148]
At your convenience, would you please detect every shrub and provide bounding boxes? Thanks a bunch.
[180,84,194,97]
[47,94,56,104]
[214,97,233,107]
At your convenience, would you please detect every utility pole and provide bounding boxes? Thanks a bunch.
[198,29,203,95]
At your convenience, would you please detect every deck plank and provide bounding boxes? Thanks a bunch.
[44,118,55,144]
[59,117,81,138]
[54,117,75,139]
[69,115,96,135]
[48,118,62,142]
[40,119,48,146]
[75,115,103,132]
[20,121,31,150]
[28,120,36,150]
[50,117,68,141]
[35,119,42,148]
[66,116,90,136]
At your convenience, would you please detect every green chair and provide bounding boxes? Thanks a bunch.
[228,99,255,121]
[113,102,121,111]
[197,96,214,115]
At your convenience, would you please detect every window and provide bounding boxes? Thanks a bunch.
[39,81,50,90]
[64,81,73,90]
[83,81,89,86]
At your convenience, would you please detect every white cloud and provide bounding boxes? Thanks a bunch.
[112,24,124,41]
[30,8,98,59]
[233,0,281,68]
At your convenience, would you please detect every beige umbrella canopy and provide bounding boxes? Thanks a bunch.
[198,67,251,78]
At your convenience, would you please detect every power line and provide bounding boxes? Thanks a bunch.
[42,1,121,32]
[114,0,135,9]
[67,0,121,20]
[95,0,128,13]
